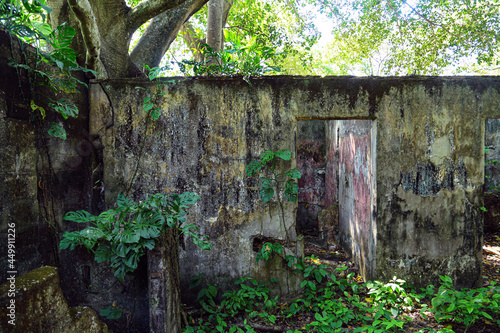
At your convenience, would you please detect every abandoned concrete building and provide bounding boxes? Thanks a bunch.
[1,29,500,331]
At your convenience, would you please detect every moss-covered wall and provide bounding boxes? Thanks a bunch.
[90,79,304,298]
[0,30,148,332]
[90,76,500,290]
[0,266,109,332]
[0,30,41,284]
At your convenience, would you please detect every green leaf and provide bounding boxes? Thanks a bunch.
[54,25,76,48]
[286,169,301,179]
[275,149,291,161]
[116,194,134,208]
[150,108,161,120]
[260,187,274,203]
[143,239,156,250]
[179,192,200,205]
[99,306,122,320]
[114,243,129,257]
[261,150,275,163]
[284,180,299,202]
[64,210,95,223]
[51,46,77,66]
[272,243,282,254]
[147,66,162,80]
[47,122,66,140]
[143,102,154,112]
[59,233,79,250]
[260,177,272,189]
[32,21,52,36]
[31,101,46,118]
[246,161,262,176]
[125,252,139,269]
[82,227,105,240]
[49,98,78,119]
[95,244,112,263]
[446,303,456,312]
[141,223,162,239]
[119,230,141,244]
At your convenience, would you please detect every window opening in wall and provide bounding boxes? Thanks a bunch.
[296,119,375,278]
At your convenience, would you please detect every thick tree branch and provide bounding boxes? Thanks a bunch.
[127,0,190,32]
[67,0,107,78]
[130,0,209,70]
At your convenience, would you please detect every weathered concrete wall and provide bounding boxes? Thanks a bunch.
[0,30,148,332]
[0,90,41,282]
[2,28,498,326]
[485,118,500,192]
[89,79,304,298]
[336,120,374,279]
[89,76,499,289]
[375,81,490,288]
[0,31,41,283]
[320,121,340,244]
[0,266,109,332]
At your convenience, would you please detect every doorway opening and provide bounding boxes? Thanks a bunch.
[484,119,500,234]
[296,119,376,277]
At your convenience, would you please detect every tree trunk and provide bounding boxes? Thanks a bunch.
[148,228,182,333]
[183,0,232,65]
[48,0,206,78]
[130,0,208,70]
[206,0,224,53]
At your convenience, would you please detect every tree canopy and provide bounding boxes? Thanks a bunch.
[1,0,500,78]
[309,0,500,75]
[159,0,319,76]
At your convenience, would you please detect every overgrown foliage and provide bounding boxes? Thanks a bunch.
[1,0,96,139]
[309,0,500,75]
[177,42,281,78]
[167,0,318,77]
[246,149,301,204]
[60,192,210,282]
[183,250,500,333]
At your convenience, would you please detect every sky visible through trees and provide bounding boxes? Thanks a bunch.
[2,0,499,78]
